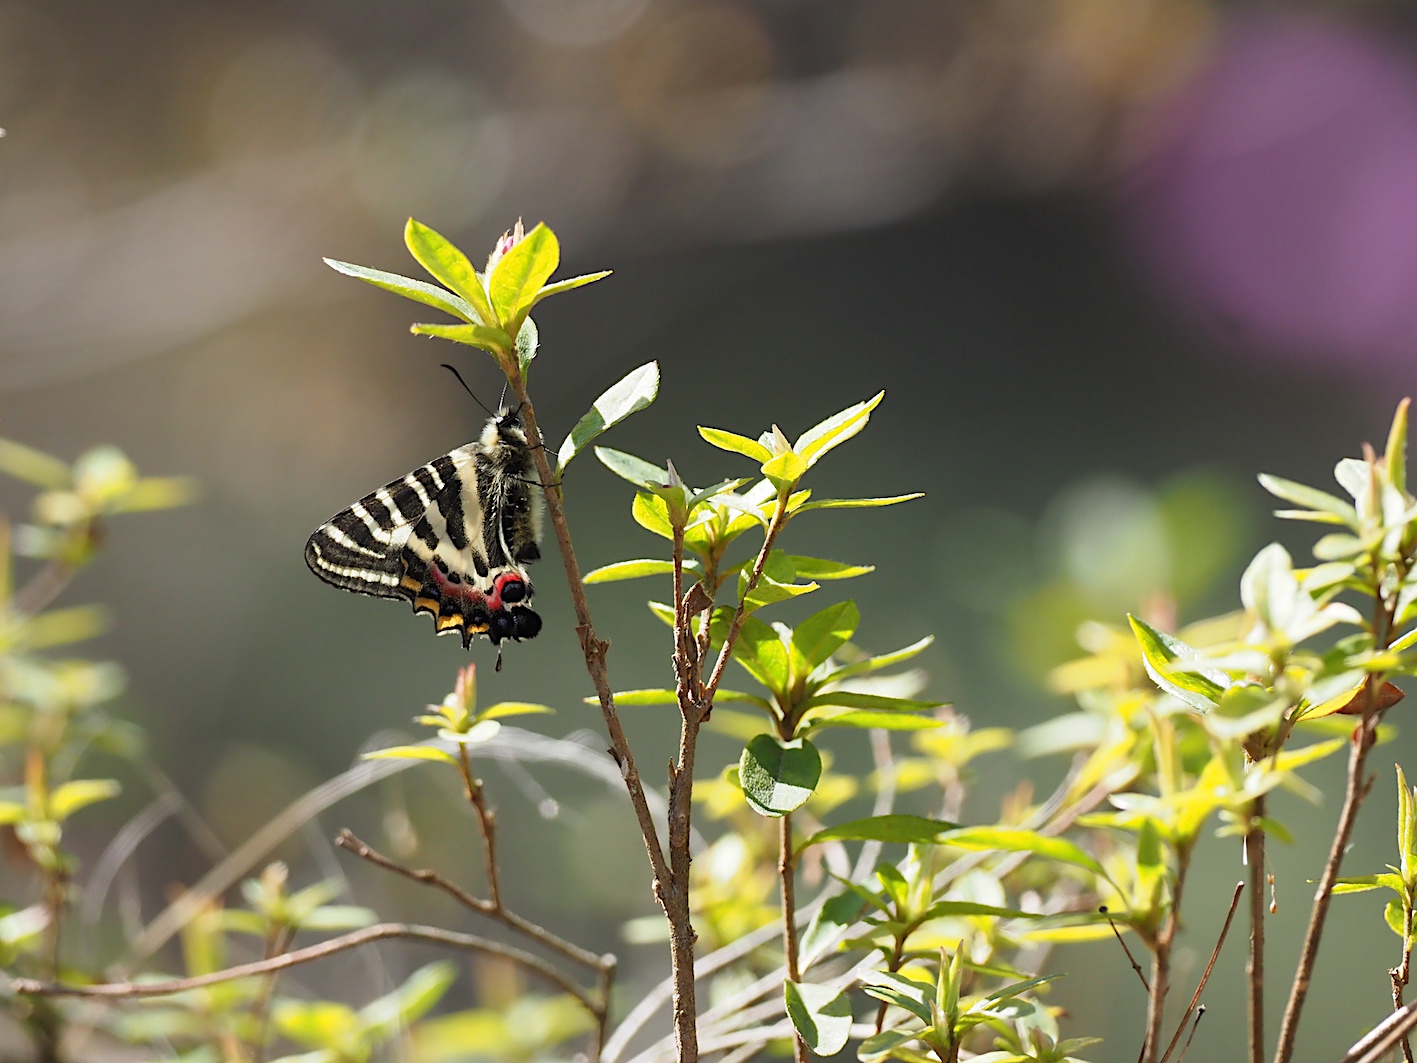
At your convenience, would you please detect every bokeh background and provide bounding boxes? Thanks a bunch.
[4,0,1417,1058]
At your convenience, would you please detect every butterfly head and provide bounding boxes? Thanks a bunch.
[480,406,529,453]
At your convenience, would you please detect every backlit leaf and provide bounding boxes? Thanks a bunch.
[558,362,660,472]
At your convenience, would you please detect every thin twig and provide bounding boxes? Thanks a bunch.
[1100,906,1149,991]
[592,956,618,1063]
[1159,880,1244,1063]
[778,812,807,1063]
[249,923,293,1063]
[1143,843,1192,1063]
[457,743,503,910]
[335,830,605,971]
[1176,1006,1205,1063]
[12,922,598,1013]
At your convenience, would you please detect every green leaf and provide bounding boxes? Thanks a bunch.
[803,710,943,734]
[981,973,1062,1004]
[1387,898,1410,939]
[800,814,960,850]
[361,961,458,1035]
[785,981,853,1056]
[632,492,675,540]
[1258,473,1359,527]
[595,447,670,490]
[821,636,934,683]
[584,559,677,584]
[0,440,73,490]
[732,616,790,695]
[699,427,772,463]
[409,322,515,356]
[787,556,875,581]
[795,392,884,467]
[275,1001,360,1049]
[490,223,559,326]
[1388,399,1410,495]
[533,270,613,304]
[920,900,1034,921]
[48,778,120,821]
[858,970,932,1024]
[403,218,497,327]
[516,316,539,376]
[324,257,478,325]
[794,494,923,513]
[602,689,678,706]
[762,449,809,487]
[362,746,458,765]
[801,691,943,713]
[791,601,861,676]
[479,702,554,721]
[801,890,871,965]
[937,827,1110,884]
[739,735,822,817]
[557,362,660,472]
[1128,614,1228,711]
[741,571,818,612]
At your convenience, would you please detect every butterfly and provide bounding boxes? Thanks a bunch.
[305,408,544,667]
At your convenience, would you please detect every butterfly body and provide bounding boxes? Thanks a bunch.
[305,411,544,657]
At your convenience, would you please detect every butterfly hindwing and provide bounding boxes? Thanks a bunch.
[306,414,543,653]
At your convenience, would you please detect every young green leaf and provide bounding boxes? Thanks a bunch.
[404,218,497,327]
[584,559,678,584]
[791,601,861,676]
[533,270,613,304]
[699,427,773,463]
[479,702,554,721]
[787,556,876,581]
[785,981,854,1056]
[937,827,1111,884]
[1257,473,1359,527]
[1387,398,1410,495]
[557,362,660,472]
[632,492,676,540]
[732,616,791,695]
[857,970,933,1024]
[795,393,884,467]
[801,890,871,965]
[1128,614,1228,711]
[362,746,459,765]
[489,223,559,327]
[801,691,943,713]
[739,734,822,817]
[409,322,514,356]
[802,710,943,734]
[794,494,923,513]
[595,447,670,490]
[0,439,71,489]
[821,636,934,683]
[48,779,120,821]
[799,814,960,850]
[324,258,479,324]
[516,316,539,376]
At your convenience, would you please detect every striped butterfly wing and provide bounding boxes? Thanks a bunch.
[305,447,533,649]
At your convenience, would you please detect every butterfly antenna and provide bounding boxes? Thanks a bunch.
[440,364,497,418]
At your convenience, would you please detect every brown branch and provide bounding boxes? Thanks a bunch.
[506,374,671,893]
[456,743,502,910]
[335,830,605,972]
[1247,798,1266,1063]
[1390,908,1414,1063]
[12,922,598,1013]
[703,489,790,703]
[1176,1007,1206,1063]
[1143,844,1192,1063]
[1273,710,1381,1063]
[593,955,618,1063]
[250,923,294,1063]
[1159,880,1244,1063]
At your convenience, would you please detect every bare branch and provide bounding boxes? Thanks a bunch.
[11,922,598,1014]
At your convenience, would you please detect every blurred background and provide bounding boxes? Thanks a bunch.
[3,0,1417,1057]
